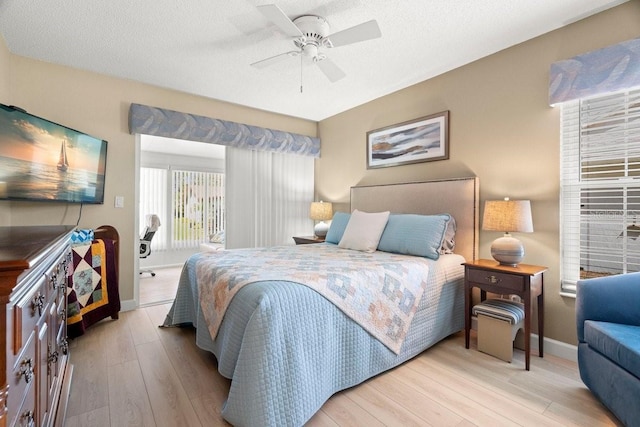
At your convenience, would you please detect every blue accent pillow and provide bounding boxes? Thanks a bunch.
[324,212,351,244]
[377,214,452,260]
[70,229,94,246]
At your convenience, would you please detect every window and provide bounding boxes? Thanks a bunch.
[560,88,640,293]
[172,169,225,249]
[140,167,225,251]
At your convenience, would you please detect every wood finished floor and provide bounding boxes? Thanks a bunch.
[139,266,183,307]
[65,300,621,427]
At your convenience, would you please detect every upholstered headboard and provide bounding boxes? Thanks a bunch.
[350,177,479,261]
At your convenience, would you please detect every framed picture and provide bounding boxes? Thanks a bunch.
[366,110,449,169]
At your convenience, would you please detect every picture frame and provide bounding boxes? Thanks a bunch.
[366,110,449,169]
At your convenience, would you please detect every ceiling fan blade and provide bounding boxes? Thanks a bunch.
[251,51,299,69]
[257,4,303,38]
[327,20,381,47]
[316,57,346,83]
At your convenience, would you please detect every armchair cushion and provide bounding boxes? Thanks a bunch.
[576,272,640,342]
[584,320,640,379]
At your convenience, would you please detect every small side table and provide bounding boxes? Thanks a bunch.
[463,259,547,370]
[292,236,325,245]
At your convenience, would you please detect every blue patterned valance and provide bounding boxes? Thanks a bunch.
[128,103,320,157]
[549,37,640,105]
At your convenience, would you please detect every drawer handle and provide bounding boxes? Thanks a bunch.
[486,275,500,284]
[19,358,34,384]
[21,410,35,427]
[48,345,59,366]
[48,272,66,292]
[31,293,45,317]
[61,339,69,356]
[58,306,67,321]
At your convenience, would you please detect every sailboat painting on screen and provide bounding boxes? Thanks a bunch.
[57,139,69,172]
[366,110,449,169]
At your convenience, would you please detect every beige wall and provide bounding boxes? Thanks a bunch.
[317,2,640,345]
[3,53,317,303]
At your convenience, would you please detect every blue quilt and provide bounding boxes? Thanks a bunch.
[195,245,431,354]
[163,246,465,427]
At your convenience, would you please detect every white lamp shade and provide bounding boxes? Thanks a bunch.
[310,201,333,221]
[482,199,533,233]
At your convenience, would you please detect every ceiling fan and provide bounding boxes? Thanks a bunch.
[251,4,382,85]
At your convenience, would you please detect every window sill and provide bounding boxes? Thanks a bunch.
[559,291,576,299]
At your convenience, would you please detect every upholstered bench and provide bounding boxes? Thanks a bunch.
[473,298,525,362]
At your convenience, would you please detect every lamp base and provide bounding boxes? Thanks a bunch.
[314,221,329,238]
[491,234,525,266]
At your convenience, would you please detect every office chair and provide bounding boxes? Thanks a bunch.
[140,214,161,277]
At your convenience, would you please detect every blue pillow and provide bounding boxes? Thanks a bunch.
[325,212,351,244]
[71,228,94,246]
[377,214,452,260]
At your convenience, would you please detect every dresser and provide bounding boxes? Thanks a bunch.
[0,226,74,427]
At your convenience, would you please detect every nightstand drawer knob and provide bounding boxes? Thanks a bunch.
[487,275,500,284]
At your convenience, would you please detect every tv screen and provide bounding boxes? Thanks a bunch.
[0,104,107,204]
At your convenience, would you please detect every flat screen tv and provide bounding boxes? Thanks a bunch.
[0,104,107,204]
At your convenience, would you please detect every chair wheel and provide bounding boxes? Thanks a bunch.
[151,272,156,277]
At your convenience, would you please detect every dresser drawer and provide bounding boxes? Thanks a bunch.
[13,385,37,427]
[8,331,36,427]
[45,253,69,304]
[466,268,525,292]
[14,274,48,354]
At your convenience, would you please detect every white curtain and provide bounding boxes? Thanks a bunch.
[225,147,314,249]
[139,167,169,251]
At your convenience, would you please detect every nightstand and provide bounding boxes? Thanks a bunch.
[292,235,325,245]
[463,259,547,370]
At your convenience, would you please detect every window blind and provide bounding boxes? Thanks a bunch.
[140,166,225,251]
[225,147,314,249]
[561,88,640,293]
[139,167,169,251]
[172,169,225,250]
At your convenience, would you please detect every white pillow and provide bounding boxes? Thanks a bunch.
[338,209,390,253]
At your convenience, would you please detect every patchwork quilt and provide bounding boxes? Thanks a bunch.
[67,238,120,338]
[196,244,430,353]
[164,250,466,427]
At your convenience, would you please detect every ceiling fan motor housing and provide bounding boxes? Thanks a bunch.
[293,15,331,57]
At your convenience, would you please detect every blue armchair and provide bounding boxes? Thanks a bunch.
[576,272,640,427]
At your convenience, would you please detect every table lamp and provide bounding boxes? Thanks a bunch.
[482,198,533,266]
[310,201,333,237]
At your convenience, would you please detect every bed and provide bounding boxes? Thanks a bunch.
[163,177,479,426]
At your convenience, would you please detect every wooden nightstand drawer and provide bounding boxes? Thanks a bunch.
[467,268,525,292]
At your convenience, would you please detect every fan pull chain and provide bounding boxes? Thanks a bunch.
[300,53,303,93]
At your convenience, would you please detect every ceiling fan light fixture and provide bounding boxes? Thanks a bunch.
[302,44,319,59]
[252,4,381,86]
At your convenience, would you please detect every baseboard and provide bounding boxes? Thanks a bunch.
[121,299,137,312]
[538,334,578,362]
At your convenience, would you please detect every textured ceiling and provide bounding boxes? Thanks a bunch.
[0,0,628,121]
